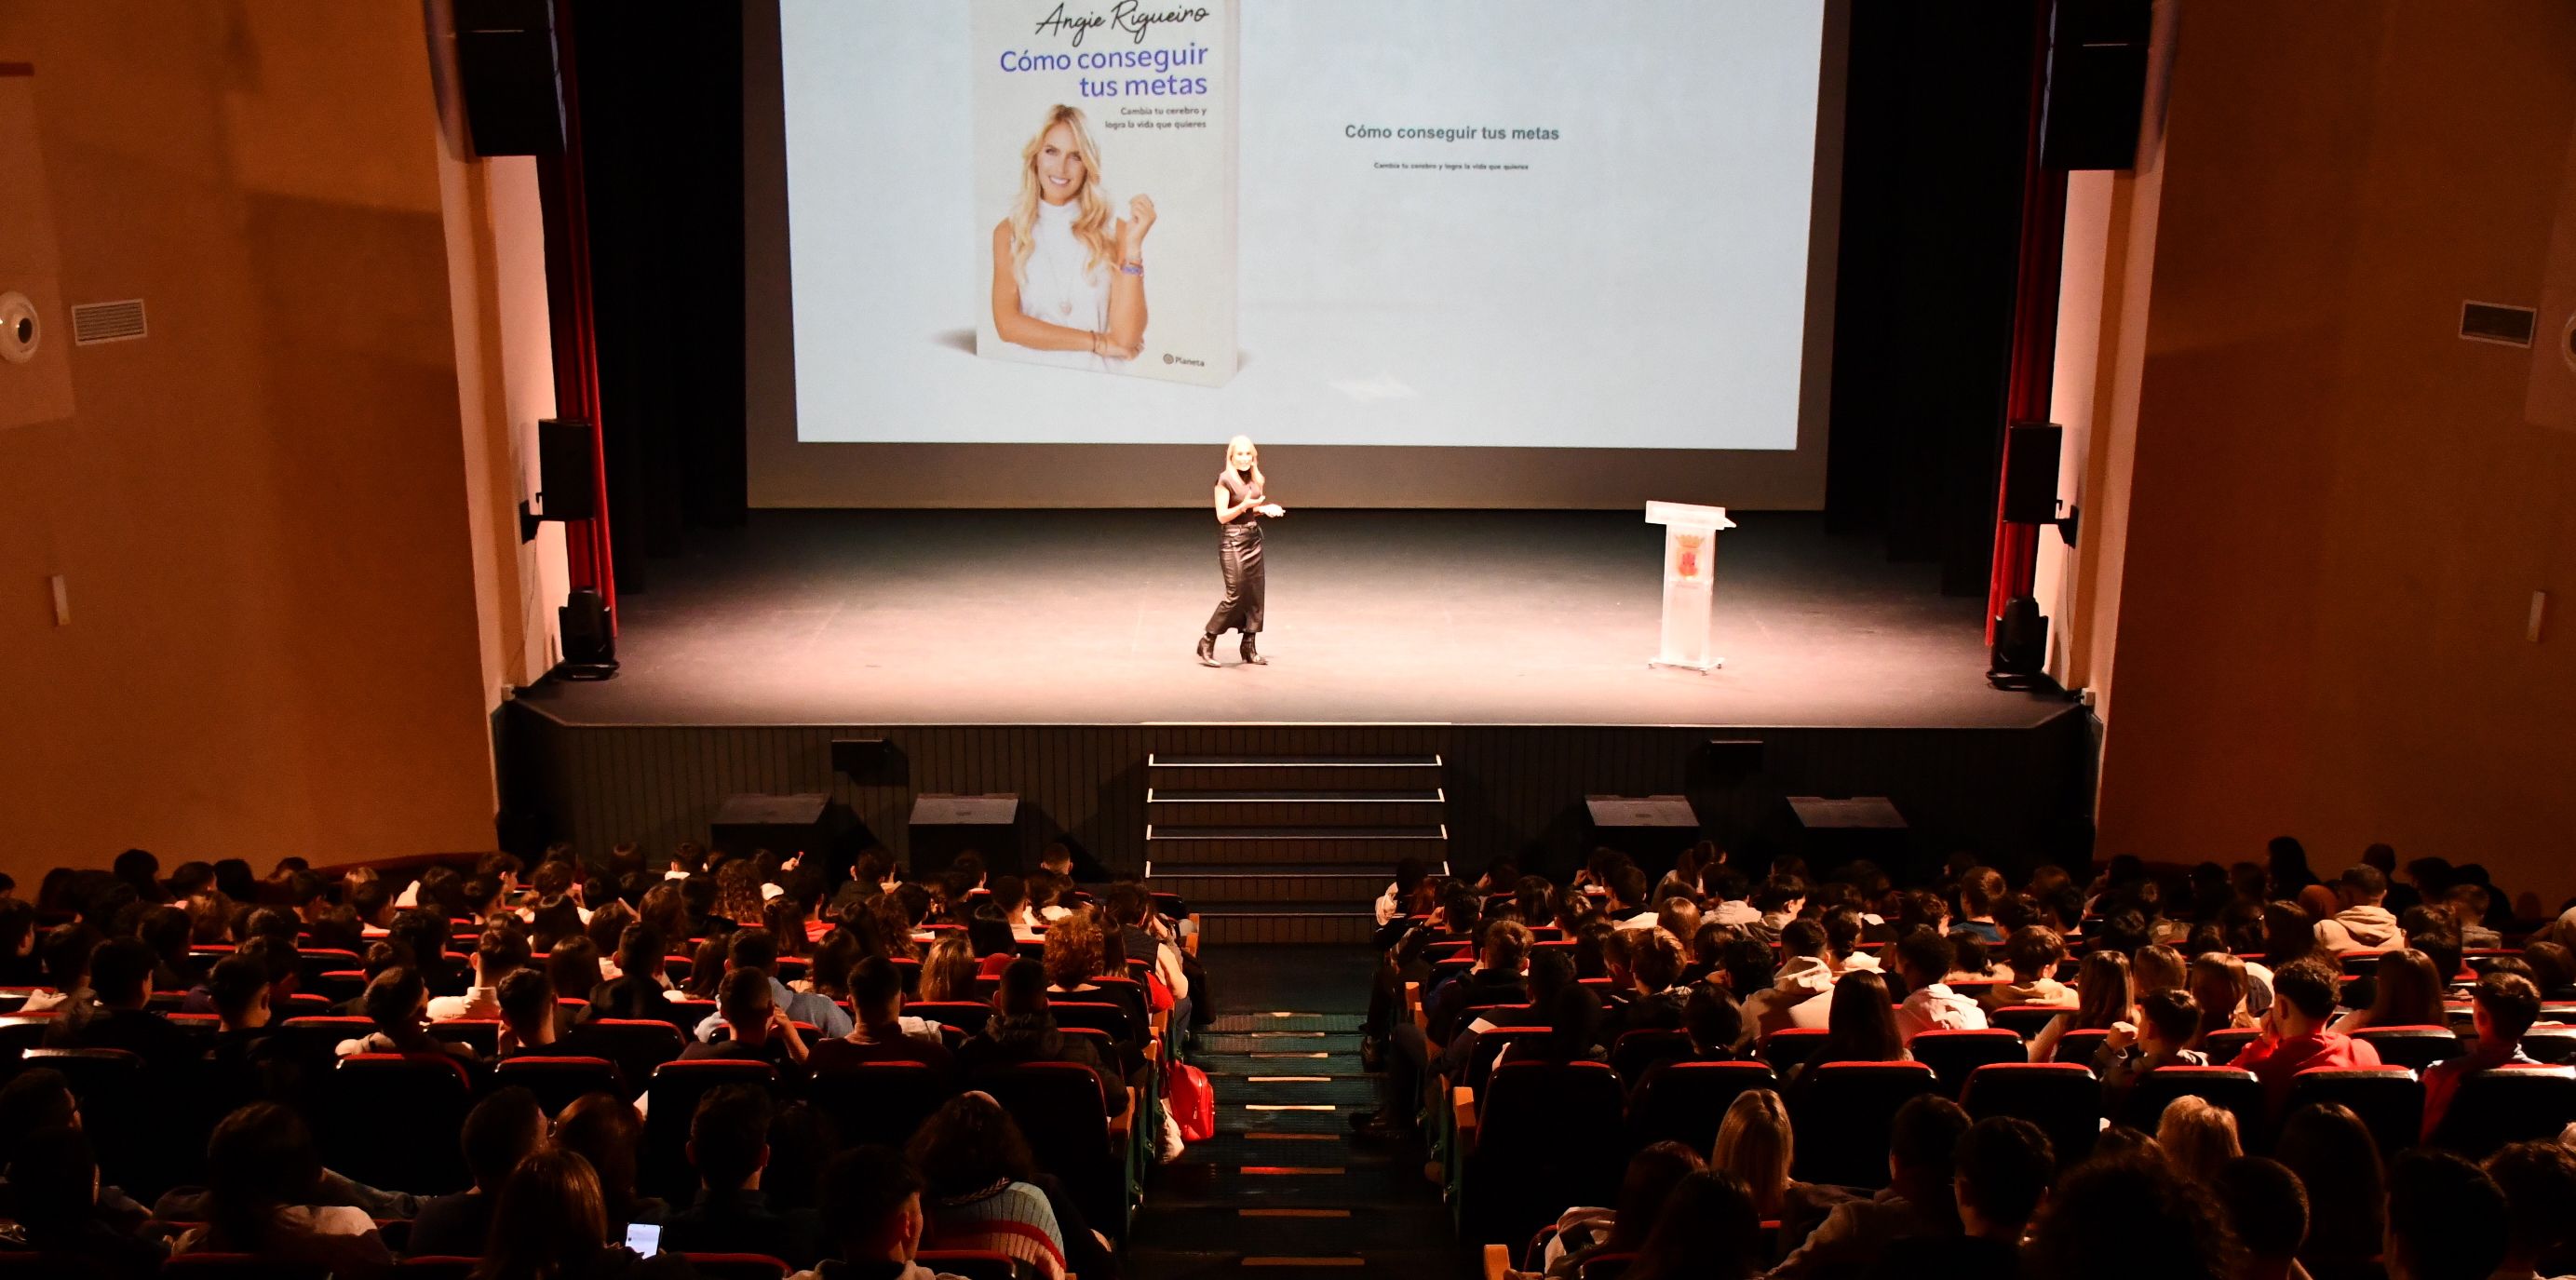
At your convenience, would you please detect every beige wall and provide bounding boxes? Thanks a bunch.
[0,2,560,881]
[2057,3,2576,909]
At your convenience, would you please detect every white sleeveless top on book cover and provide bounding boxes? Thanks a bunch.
[1005,196,1123,372]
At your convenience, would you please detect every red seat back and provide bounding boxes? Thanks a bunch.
[1788,1061,1940,1188]
[1962,1061,2101,1165]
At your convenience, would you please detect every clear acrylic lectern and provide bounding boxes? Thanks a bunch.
[1645,500,1736,671]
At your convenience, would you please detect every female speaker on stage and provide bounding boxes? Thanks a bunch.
[1201,436,1283,667]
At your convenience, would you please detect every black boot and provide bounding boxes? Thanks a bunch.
[1195,634,1220,667]
[1241,634,1268,666]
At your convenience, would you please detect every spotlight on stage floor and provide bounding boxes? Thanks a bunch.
[1987,595,2049,690]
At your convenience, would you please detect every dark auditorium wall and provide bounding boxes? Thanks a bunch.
[0,4,563,878]
[2051,4,2576,908]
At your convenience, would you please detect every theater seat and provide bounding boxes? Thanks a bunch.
[1609,1029,1695,1083]
[972,1061,1133,1240]
[162,1255,331,1279]
[492,1055,626,1115]
[676,1256,790,1280]
[324,1055,475,1195]
[2121,1065,2264,1138]
[1625,1060,1777,1154]
[1985,1005,2069,1039]
[2352,1026,2462,1071]
[577,1018,687,1093]
[1962,1062,2101,1165]
[808,1062,957,1150]
[2524,1028,2576,1065]
[2202,1028,2260,1065]
[2049,1029,2111,1067]
[2428,1065,2576,1160]
[1579,1252,1639,1280]
[904,1001,993,1037]
[393,1260,479,1279]
[1908,1030,2027,1096]
[642,1059,778,1202]
[1455,1061,1626,1246]
[916,1250,1021,1280]
[1788,1061,1939,1189]
[1759,1028,1828,1076]
[2289,1068,2422,1157]
[22,1047,180,1196]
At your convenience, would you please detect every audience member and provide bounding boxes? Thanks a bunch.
[1769,1095,1969,1279]
[337,965,477,1059]
[1981,926,2074,1009]
[0,1125,164,1278]
[2421,972,2544,1141]
[2314,866,2403,955]
[659,1085,818,1265]
[2329,948,2447,1033]
[1534,1141,1702,1280]
[2155,1096,2243,1184]
[1883,1116,2053,1276]
[680,968,812,1075]
[2274,1102,2387,1280]
[1745,923,1835,1038]
[2095,988,2206,1107]
[812,956,958,1074]
[905,1094,1080,1280]
[554,1092,666,1238]
[2384,1151,2507,1280]
[956,961,1126,1118]
[475,1146,695,1279]
[2233,960,2381,1112]
[1619,1170,1765,1280]
[2214,1157,2309,1280]
[1892,928,1987,1043]
[1710,1089,1823,1226]
[43,937,191,1062]
[429,926,533,1022]
[2484,1140,2576,1280]
[791,1145,972,1280]
[2024,1152,2238,1280]
[171,1103,393,1273]
[409,1087,549,1257]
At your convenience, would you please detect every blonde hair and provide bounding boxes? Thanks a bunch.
[2156,1095,2242,1182]
[1223,436,1265,489]
[918,934,978,1004]
[1007,105,1116,282]
[1712,1089,1795,1218]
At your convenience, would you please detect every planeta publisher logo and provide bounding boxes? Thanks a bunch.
[1165,352,1204,367]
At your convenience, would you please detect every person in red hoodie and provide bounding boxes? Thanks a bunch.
[2232,958,2381,1113]
[2421,971,2548,1142]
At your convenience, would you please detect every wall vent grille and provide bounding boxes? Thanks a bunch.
[70,299,146,345]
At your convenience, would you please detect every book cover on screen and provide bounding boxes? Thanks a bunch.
[973,0,1238,387]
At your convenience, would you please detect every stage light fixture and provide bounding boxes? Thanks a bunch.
[1987,595,2049,690]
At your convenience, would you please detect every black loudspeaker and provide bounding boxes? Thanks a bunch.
[1787,797,1918,883]
[711,793,849,862]
[536,418,595,520]
[1583,795,1705,881]
[2001,422,2064,524]
[558,587,615,673]
[831,738,903,784]
[909,794,1022,876]
[2039,0,2151,171]
[454,0,566,158]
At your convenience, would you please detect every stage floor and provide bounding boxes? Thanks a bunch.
[516,509,2069,729]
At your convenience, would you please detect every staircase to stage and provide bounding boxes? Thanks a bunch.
[1143,753,1448,945]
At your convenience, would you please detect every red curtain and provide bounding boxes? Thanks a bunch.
[1985,1,2070,643]
[535,0,616,631]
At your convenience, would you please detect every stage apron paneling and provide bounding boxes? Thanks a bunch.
[502,705,2097,879]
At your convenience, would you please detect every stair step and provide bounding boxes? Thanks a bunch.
[1194,909,1380,947]
[1150,754,1442,768]
[1196,1031,1365,1055]
[1150,754,1444,789]
[1150,865,1391,906]
[1207,1012,1367,1034]
[1149,789,1447,825]
[1149,826,1448,866]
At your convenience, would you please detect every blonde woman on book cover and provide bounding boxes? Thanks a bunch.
[990,104,1154,371]
[1201,435,1284,667]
